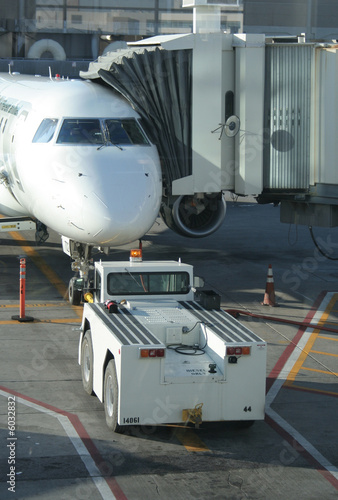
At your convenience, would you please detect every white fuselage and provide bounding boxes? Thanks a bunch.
[0,73,162,246]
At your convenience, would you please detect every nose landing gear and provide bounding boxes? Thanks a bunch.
[63,238,95,306]
[68,276,84,306]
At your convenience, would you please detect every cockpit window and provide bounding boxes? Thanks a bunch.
[33,118,58,143]
[105,119,149,145]
[57,119,103,144]
[55,118,150,146]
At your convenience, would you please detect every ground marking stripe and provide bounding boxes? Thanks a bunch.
[266,291,338,490]
[7,230,83,319]
[285,332,319,385]
[318,335,338,342]
[58,414,119,498]
[284,382,338,398]
[0,318,81,325]
[0,303,73,308]
[173,427,210,452]
[266,407,338,477]
[300,366,338,376]
[9,231,69,299]
[285,293,338,384]
[0,386,128,500]
[265,408,338,486]
[310,350,338,358]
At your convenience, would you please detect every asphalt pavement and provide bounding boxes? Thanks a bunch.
[0,195,337,499]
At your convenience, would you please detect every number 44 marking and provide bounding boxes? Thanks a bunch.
[243,406,252,412]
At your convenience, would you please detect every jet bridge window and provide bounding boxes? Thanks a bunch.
[33,118,58,143]
[107,271,190,295]
[57,119,103,144]
[105,119,149,145]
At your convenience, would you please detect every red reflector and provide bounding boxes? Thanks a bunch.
[226,346,251,356]
[140,348,165,358]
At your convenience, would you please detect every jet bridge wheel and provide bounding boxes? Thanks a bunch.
[81,331,94,396]
[104,360,125,433]
[69,277,82,306]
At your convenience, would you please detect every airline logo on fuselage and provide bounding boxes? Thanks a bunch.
[0,97,21,116]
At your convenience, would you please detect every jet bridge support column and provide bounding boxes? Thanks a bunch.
[233,34,265,196]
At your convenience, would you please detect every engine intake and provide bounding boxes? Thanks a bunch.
[160,194,226,238]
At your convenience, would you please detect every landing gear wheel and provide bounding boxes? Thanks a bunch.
[104,360,124,433]
[69,277,82,306]
[81,331,94,395]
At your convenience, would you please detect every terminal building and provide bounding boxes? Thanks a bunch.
[244,0,338,41]
[0,0,243,62]
[1,1,337,70]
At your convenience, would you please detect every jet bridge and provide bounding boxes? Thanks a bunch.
[81,25,338,233]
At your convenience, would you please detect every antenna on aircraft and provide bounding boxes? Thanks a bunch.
[8,64,12,75]
[49,66,52,80]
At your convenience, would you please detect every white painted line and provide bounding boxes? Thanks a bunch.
[266,406,338,480]
[266,292,338,483]
[266,291,333,407]
[0,389,117,500]
[265,328,314,407]
[58,414,116,500]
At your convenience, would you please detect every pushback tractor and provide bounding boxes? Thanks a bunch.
[79,250,267,432]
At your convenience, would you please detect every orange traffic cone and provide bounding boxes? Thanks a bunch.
[261,264,278,307]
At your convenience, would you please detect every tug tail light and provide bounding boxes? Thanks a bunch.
[226,346,251,356]
[140,348,165,358]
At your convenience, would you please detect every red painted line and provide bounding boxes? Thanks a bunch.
[0,385,128,500]
[265,414,338,490]
[265,290,327,393]
[264,290,338,491]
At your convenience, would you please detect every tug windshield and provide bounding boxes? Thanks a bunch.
[107,272,190,295]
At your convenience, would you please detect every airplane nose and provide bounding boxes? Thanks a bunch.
[39,146,161,246]
[73,160,161,245]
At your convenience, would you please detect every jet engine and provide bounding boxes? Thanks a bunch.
[160,193,226,238]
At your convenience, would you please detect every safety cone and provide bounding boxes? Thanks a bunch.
[261,264,278,307]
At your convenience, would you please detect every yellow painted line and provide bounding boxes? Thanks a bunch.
[285,383,338,397]
[9,230,69,299]
[0,303,72,309]
[0,318,82,325]
[300,366,338,377]
[286,332,319,385]
[318,335,338,342]
[5,230,83,319]
[37,318,82,324]
[174,427,210,452]
[310,350,338,358]
[286,294,338,386]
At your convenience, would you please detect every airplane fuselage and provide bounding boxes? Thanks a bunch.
[0,73,162,246]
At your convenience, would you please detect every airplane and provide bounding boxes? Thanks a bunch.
[0,72,162,304]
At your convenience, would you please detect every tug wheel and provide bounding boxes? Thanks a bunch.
[104,360,124,433]
[81,331,94,395]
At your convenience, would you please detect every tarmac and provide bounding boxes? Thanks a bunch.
[0,195,337,500]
